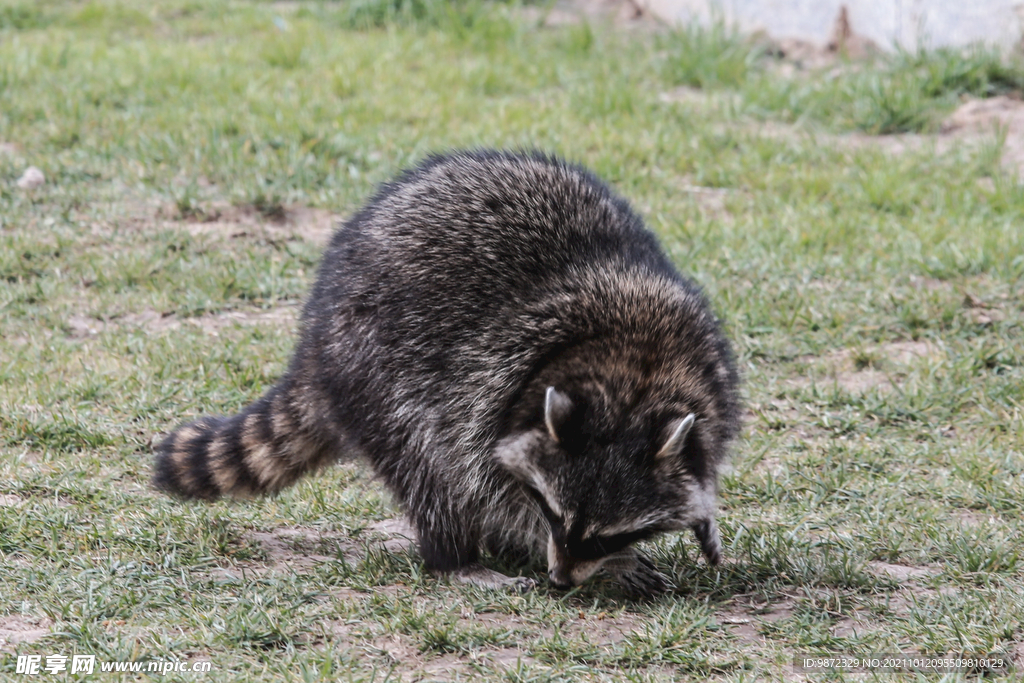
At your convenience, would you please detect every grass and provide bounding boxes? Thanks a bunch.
[661,26,1024,134]
[1,1,1023,680]
[746,45,1024,134]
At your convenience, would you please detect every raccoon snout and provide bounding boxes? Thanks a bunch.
[548,568,573,589]
[546,535,604,589]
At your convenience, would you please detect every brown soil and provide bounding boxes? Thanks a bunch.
[866,561,941,583]
[244,526,361,572]
[67,305,299,340]
[673,175,741,222]
[943,96,1024,174]
[789,339,943,394]
[176,203,338,247]
[717,594,796,647]
[520,0,655,29]
[0,616,52,651]
[365,518,417,554]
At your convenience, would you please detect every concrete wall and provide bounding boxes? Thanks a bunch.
[641,0,1024,52]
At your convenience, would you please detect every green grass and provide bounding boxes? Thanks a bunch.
[745,45,1024,134]
[2,1,1023,681]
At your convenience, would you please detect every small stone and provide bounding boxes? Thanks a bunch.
[16,166,45,190]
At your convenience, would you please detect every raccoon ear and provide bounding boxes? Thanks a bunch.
[544,386,574,443]
[656,414,695,461]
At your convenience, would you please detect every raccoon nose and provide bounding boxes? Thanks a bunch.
[548,569,573,589]
[544,565,577,593]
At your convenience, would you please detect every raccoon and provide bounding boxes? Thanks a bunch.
[154,149,740,597]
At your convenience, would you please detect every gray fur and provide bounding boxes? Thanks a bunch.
[153,150,741,597]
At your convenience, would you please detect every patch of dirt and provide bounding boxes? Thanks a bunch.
[322,610,539,679]
[830,614,876,639]
[835,368,892,393]
[175,203,338,247]
[0,494,25,507]
[834,96,1024,173]
[66,306,299,339]
[0,616,52,650]
[1011,641,1024,669]
[246,526,358,572]
[188,307,299,336]
[732,93,1024,175]
[657,86,709,106]
[356,635,536,680]
[365,518,417,555]
[717,595,797,646]
[716,608,763,646]
[789,340,942,394]
[942,96,1024,174]
[565,610,644,646]
[944,96,1023,133]
[67,314,105,339]
[953,510,1002,528]
[963,290,1009,325]
[675,178,738,222]
[880,583,959,619]
[908,275,951,292]
[657,87,742,112]
[114,309,185,334]
[417,652,481,678]
[519,0,655,28]
[239,519,425,580]
[866,561,941,584]
[878,340,941,365]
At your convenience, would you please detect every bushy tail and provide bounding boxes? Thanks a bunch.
[153,380,337,500]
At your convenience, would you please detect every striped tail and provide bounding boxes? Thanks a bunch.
[153,381,338,500]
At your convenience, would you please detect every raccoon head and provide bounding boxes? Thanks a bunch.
[495,386,722,589]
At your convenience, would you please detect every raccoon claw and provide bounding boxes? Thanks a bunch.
[510,576,538,593]
[606,553,671,599]
[451,564,536,593]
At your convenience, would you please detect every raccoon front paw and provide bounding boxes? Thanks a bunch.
[451,563,537,593]
[606,553,671,599]
[510,576,538,593]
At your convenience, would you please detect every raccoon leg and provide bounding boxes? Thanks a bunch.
[412,507,536,592]
[482,533,536,569]
[154,378,339,500]
[692,518,722,566]
[603,550,670,599]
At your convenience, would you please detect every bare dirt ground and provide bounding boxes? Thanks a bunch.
[789,339,944,394]
[67,306,300,339]
[170,203,338,247]
[0,616,53,651]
